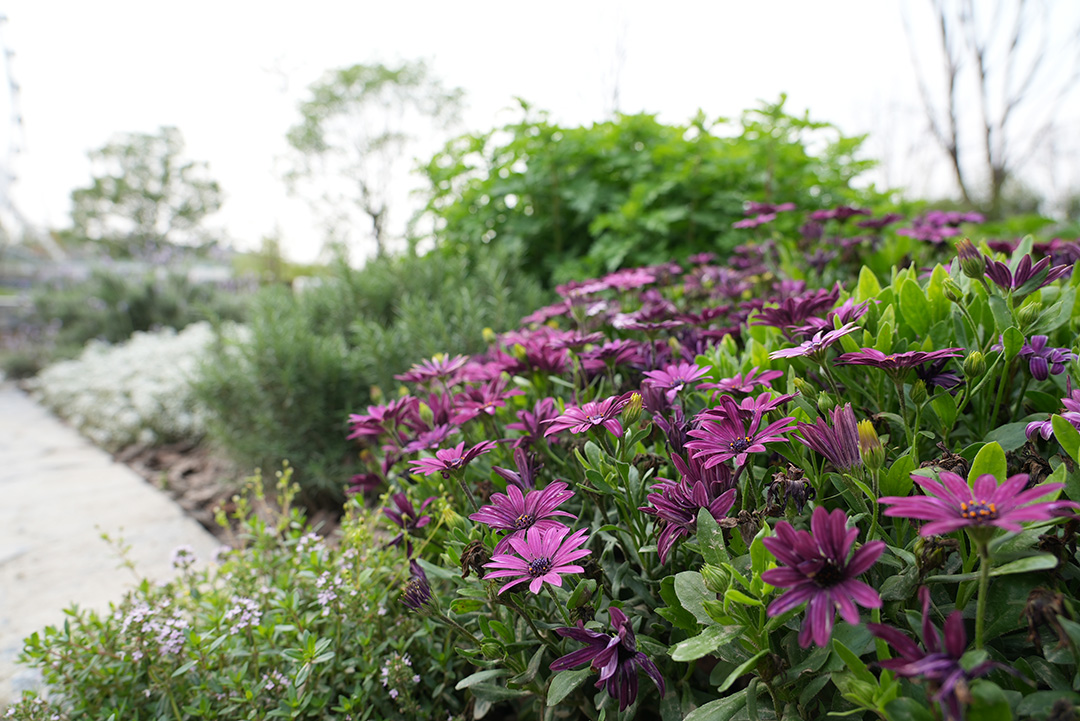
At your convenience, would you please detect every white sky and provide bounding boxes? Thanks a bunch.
[2,1,1079,262]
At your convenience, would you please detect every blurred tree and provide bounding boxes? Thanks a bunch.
[66,126,222,257]
[905,0,1080,218]
[285,60,464,258]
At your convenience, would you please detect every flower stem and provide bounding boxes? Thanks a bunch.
[458,478,479,514]
[988,359,1012,435]
[975,540,992,650]
[546,584,573,627]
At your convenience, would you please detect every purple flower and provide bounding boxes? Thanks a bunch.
[469,481,576,554]
[769,322,860,360]
[686,397,796,468]
[543,394,632,438]
[810,206,871,222]
[1018,335,1076,381]
[699,366,783,395]
[384,493,435,553]
[347,397,416,440]
[549,607,666,711]
[395,354,470,385]
[1026,381,1080,440]
[752,285,842,334]
[507,398,559,449]
[639,456,736,563]
[408,440,497,478]
[451,376,525,424]
[734,213,777,229]
[794,403,862,472]
[834,348,965,374]
[914,358,964,394]
[492,447,541,489]
[400,560,432,611]
[868,587,1003,721]
[762,507,885,648]
[856,213,904,230]
[642,362,712,403]
[984,253,1072,296]
[482,524,591,594]
[879,471,1079,536]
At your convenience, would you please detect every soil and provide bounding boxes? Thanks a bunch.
[115,441,242,544]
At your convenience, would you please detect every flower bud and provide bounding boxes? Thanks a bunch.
[792,377,813,397]
[910,379,928,406]
[418,402,435,428]
[482,327,497,344]
[512,343,528,361]
[857,420,885,472]
[955,238,985,280]
[370,385,384,403]
[817,391,836,415]
[622,392,643,426]
[701,564,731,594]
[963,351,986,379]
[1018,302,1042,330]
[941,277,964,304]
[481,642,504,660]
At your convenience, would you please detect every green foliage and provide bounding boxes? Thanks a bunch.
[192,247,544,506]
[64,127,223,257]
[29,268,249,351]
[422,95,883,285]
[8,467,467,721]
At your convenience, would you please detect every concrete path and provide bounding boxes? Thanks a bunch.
[0,384,220,706]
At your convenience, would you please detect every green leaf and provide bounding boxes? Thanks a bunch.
[714,650,767,693]
[984,422,1032,452]
[546,668,591,706]
[674,571,713,625]
[990,553,1059,576]
[669,624,743,662]
[455,669,508,690]
[697,507,729,564]
[1016,691,1080,718]
[468,683,530,702]
[930,392,957,431]
[749,521,771,577]
[966,680,1011,721]
[899,278,931,336]
[884,698,935,721]
[882,452,915,498]
[875,320,894,353]
[1001,326,1024,360]
[683,692,748,721]
[723,589,762,608]
[1052,414,1080,464]
[988,296,1012,333]
[968,442,1006,484]
[831,639,875,685]
[171,660,198,677]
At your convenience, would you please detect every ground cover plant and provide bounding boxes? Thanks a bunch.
[10,205,1080,720]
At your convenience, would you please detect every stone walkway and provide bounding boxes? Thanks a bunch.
[0,384,220,706]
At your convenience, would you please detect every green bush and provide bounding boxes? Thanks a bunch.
[9,466,468,721]
[422,96,885,285]
[192,247,545,506]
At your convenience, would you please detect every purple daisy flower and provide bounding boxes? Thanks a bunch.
[482,525,591,594]
[409,440,497,478]
[1026,381,1080,440]
[984,253,1072,296]
[868,587,1004,721]
[549,607,666,712]
[395,354,470,385]
[469,481,576,554]
[794,403,862,472]
[686,397,796,468]
[492,447,541,490]
[400,560,433,611]
[1018,335,1076,381]
[699,366,783,395]
[543,394,632,439]
[507,398,559,449]
[879,471,1079,536]
[346,397,416,440]
[834,348,965,374]
[642,362,713,403]
[769,322,860,360]
[762,506,885,648]
[639,456,736,564]
[384,493,435,554]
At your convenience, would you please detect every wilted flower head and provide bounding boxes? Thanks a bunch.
[639,455,736,563]
[879,471,1079,538]
[762,507,885,648]
[469,481,576,554]
[550,607,666,712]
[384,493,435,553]
[794,403,862,472]
[400,560,432,611]
[984,253,1072,297]
[507,397,559,449]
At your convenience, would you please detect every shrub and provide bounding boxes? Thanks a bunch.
[9,466,469,721]
[192,247,545,507]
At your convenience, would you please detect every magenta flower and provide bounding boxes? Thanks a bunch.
[408,440,497,478]
[642,362,712,403]
[346,397,416,439]
[1018,335,1076,381]
[543,394,632,438]
[984,253,1072,296]
[482,525,591,594]
[550,607,666,712]
[699,366,783,395]
[395,354,470,384]
[1026,381,1080,440]
[769,322,860,360]
[400,560,433,611]
[879,471,1079,536]
[752,285,842,333]
[469,481,576,554]
[834,348,965,374]
[794,403,862,472]
[686,398,796,468]
[639,456,736,564]
[384,493,435,553]
[492,447,541,490]
[762,507,885,648]
[451,376,525,424]
[868,588,1003,721]
[507,397,559,449]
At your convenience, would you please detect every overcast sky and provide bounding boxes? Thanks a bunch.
[2,1,1079,262]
